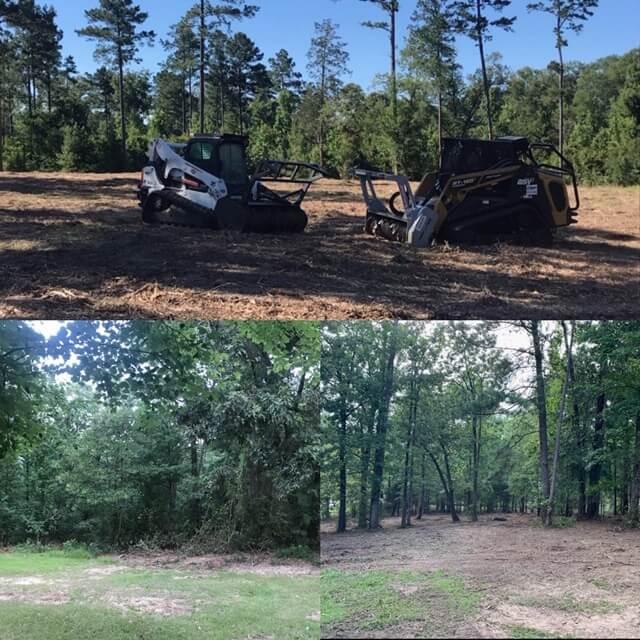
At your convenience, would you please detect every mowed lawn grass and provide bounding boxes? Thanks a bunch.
[0,551,319,640]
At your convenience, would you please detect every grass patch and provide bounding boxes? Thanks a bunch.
[321,568,480,632]
[516,594,621,615]
[510,625,564,638]
[0,556,318,639]
[0,550,110,576]
[588,578,611,590]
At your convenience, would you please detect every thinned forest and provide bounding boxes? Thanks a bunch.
[320,320,640,639]
[0,320,320,640]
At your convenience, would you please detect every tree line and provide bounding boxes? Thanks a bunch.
[0,0,637,185]
[321,321,640,531]
[0,320,320,552]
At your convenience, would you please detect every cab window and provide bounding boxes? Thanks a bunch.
[188,142,214,162]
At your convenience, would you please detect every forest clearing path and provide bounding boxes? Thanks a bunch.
[321,513,640,638]
[0,549,319,639]
[0,174,637,320]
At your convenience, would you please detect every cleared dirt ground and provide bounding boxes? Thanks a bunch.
[321,514,640,639]
[0,172,638,319]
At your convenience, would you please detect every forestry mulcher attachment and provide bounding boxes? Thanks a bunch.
[137,134,326,233]
[355,136,579,247]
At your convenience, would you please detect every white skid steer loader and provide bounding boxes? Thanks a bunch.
[138,134,326,233]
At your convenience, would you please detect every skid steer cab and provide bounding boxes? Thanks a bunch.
[355,136,580,247]
[137,133,326,233]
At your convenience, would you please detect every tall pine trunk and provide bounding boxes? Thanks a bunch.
[476,0,493,139]
[556,11,565,163]
[369,325,399,529]
[390,2,398,173]
[117,42,127,169]
[199,0,205,132]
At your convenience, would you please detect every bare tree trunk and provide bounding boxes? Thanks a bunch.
[587,388,606,519]
[337,407,348,533]
[357,409,375,528]
[199,0,205,133]
[318,63,326,167]
[630,413,640,523]
[401,378,417,528]
[531,320,551,524]
[390,1,398,173]
[546,321,573,526]
[437,88,443,161]
[557,12,565,164]
[471,415,480,522]
[418,452,426,519]
[190,434,201,530]
[476,0,493,139]
[117,41,127,169]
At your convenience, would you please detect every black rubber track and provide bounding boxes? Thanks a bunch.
[142,189,308,234]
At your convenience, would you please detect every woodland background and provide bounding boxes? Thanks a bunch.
[321,321,640,531]
[0,0,638,184]
[0,321,320,554]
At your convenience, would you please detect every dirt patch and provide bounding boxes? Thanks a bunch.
[321,514,640,638]
[115,552,319,576]
[84,565,127,576]
[0,576,48,586]
[104,593,193,616]
[0,172,638,320]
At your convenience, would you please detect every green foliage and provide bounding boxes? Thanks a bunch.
[321,321,640,528]
[515,593,622,615]
[274,544,318,562]
[510,626,564,639]
[0,1,637,182]
[0,321,320,553]
[59,125,97,170]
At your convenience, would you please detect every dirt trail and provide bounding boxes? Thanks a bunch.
[0,173,638,319]
[321,514,640,638]
[112,551,320,576]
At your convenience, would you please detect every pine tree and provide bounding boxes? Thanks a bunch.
[186,0,258,134]
[359,1,400,172]
[450,0,516,139]
[403,0,458,157]
[527,0,599,161]
[307,19,350,168]
[77,0,155,169]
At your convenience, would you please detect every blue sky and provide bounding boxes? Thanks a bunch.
[52,0,638,88]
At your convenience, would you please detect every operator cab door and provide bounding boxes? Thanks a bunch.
[185,139,249,199]
[218,141,250,198]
